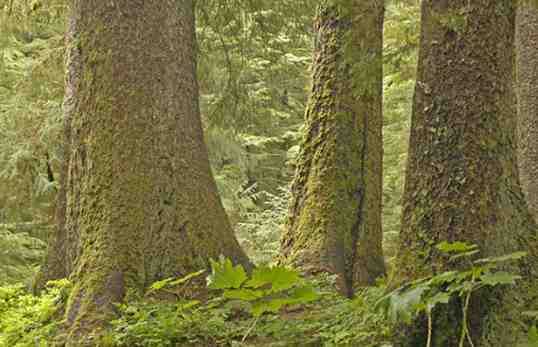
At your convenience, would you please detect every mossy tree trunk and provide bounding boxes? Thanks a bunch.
[395,1,538,346]
[516,0,538,222]
[280,0,385,297]
[39,1,250,343]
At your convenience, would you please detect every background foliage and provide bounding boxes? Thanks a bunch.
[0,0,420,277]
[2,1,537,346]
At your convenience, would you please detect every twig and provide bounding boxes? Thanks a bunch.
[459,290,474,347]
[427,308,433,347]
[242,316,260,343]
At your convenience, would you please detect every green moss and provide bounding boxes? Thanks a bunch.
[281,0,385,296]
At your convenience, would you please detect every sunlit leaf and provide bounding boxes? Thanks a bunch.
[245,265,301,293]
[207,258,247,290]
[436,241,478,254]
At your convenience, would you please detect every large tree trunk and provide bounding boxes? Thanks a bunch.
[40,1,250,343]
[395,1,538,346]
[516,0,538,222]
[280,0,385,297]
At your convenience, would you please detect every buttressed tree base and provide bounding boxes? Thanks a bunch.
[39,1,250,343]
[396,1,538,346]
[280,0,385,297]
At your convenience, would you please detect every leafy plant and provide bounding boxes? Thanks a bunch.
[146,270,206,299]
[520,311,538,347]
[0,279,70,347]
[110,298,235,347]
[377,242,526,347]
[207,257,319,341]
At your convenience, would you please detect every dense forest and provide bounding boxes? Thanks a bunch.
[0,0,537,346]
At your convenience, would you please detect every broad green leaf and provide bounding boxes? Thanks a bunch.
[148,270,205,293]
[474,252,527,264]
[480,272,521,286]
[387,284,428,323]
[207,258,247,290]
[446,282,465,294]
[288,285,319,303]
[245,265,301,293]
[425,292,451,310]
[149,277,174,291]
[250,298,291,317]
[436,241,478,254]
[223,288,264,301]
[168,270,205,286]
[449,250,479,261]
[428,271,458,285]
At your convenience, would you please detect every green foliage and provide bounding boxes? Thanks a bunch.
[378,243,526,346]
[146,270,206,299]
[0,279,70,347]
[0,0,65,224]
[520,311,538,347]
[109,273,391,347]
[381,0,420,267]
[0,273,397,347]
[208,258,248,291]
[207,258,319,318]
[110,299,234,347]
[236,187,289,264]
[0,224,46,285]
[198,0,311,237]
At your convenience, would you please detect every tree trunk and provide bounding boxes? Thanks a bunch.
[280,0,385,297]
[395,1,538,346]
[40,1,250,343]
[516,0,538,222]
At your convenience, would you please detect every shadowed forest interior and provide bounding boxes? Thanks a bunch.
[1,0,538,346]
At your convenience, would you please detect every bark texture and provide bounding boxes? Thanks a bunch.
[517,0,538,222]
[40,1,250,343]
[280,0,385,297]
[395,1,538,346]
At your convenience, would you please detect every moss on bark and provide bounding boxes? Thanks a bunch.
[516,0,538,222]
[38,1,250,344]
[395,1,538,345]
[280,0,385,297]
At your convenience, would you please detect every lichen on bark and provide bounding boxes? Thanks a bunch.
[280,0,385,297]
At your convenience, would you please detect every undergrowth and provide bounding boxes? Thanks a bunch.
[0,279,70,347]
[106,271,391,347]
[0,245,535,347]
[0,268,391,347]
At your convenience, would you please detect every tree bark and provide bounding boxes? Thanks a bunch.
[395,1,538,346]
[39,1,250,343]
[516,0,538,222]
[280,0,385,297]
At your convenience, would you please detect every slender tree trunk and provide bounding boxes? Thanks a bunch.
[516,0,538,222]
[280,0,385,297]
[395,1,538,346]
[39,1,250,343]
